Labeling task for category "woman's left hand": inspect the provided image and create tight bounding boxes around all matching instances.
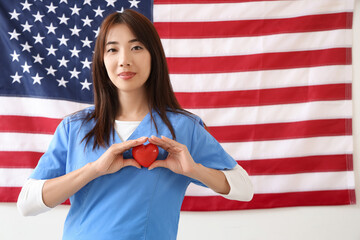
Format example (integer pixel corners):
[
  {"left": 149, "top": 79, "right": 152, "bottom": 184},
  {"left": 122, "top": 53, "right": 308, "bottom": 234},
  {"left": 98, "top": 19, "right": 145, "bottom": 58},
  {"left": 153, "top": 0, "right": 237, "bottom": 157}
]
[{"left": 148, "top": 135, "right": 198, "bottom": 177}]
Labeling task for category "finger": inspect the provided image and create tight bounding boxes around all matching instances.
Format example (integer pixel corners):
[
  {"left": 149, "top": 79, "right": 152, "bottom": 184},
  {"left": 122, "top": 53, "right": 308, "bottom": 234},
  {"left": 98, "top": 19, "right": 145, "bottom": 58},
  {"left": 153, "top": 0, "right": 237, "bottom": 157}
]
[
  {"left": 114, "top": 137, "right": 148, "bottom": 153},
  {"left": 123, "top": 158, "right": 142, "bottom": 169},
  {"left": 148, "top": 160, "right": 167, "bottom": 170},
  {"left": 149, "top": 136, "right": 173, "bottom": 152}
]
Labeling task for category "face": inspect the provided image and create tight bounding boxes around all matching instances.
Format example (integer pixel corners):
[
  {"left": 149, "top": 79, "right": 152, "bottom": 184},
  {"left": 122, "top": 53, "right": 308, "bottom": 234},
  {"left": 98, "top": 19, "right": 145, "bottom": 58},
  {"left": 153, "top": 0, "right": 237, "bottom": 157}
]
[{"left": 103, "top": 24, "right": 151, "bottom": 94}]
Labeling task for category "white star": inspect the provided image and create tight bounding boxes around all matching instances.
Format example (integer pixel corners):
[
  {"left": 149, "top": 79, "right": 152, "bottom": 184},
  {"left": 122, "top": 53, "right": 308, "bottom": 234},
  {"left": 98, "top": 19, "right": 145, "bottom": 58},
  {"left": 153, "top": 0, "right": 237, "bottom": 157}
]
[
  {"left": 10, "top": 50, "right": 20, "bottom": 62},
  {"left": 33, "top": 33, "right": 45, "bottom": 44},
  {"left": 82, "top": 16, "right": 93, "bottom": 27},
  {"left": 58, "top": 14, "right": 69, "bottom": 25},
  {"left": 59, "top": 0, "right": 68, "bottom": 3},
  {"left": 46, "top": 2, "right": 58, "bottom": 14},
  {"left": 46, "top": 23, "right": 57, "bottom": 34},
  {"left": 57, "top": 77, "right": 68, "bottom": 87},
  {"left": 11, "top": 72, "right": 22, "bottom": 83},
  {"left": 21, "top": 0, "right": 32, "bottom": 11},
  {"left": 32, "top": 73, "right": 43, "bottom": 85},
  {"left": 105, "top": 0, "right": 116, "bottom": 7},
  {"left": 81, "top": 58, "right": 92, "bottom": 69},
  {"left": 70, "top": 25, "right": 81, "bottom": 36},
  {"left": 80, "top": 79, "right": 92, "bottom": 90},
  {"left": 94, "top": 27, "right": 100, "bottom": 38},
  {"left": 70, "top": 46, "right": 81, "bottom": 58},
  {"left": 69, "top": 67, "right": 81, "bottom": 79},
  {"left": 84, "top": 0, "right": 92, "bottom": 6},
  {"left": 21, "top": 42, "right": 33, "bottom": 52},
  {"left": 21, "top": 61, "right": 32, "bottom": 73},
  {"left": 93, "top": 6, "right": 105, "bottom": 17},
  {"left": 33, "top": 11, "right": 44, "bottom": 22},
  {"left": 117, "top": 7, "right": 125, "bottom": 13},
  {"left": 21, "top": 21, "right": 33, "bottom": 32},
  {"left": 81, "top": 37, "right": 93, "bottom": 48},
  {"left": 58, "top": 35, "right": 69, "bottom": 46},
  {"left": 33, "top": 54, "right": 44, "bottom": 64},
  {"left": 58, "top": 56, "right": 69, "bottom": 68},
  {"left": 70, "top": 4, "right": 81, "bottom": 16},
  {"left": 9, "top": 10, "right": 20, "bottom": 20},
  {"left": 46, "top": 45, "right": 58, "bottom": 56},
  {"left": 45, "top": 65, "right": 57, "bottom": 76},
  {"left": 129, "top": 0, "right": 140, "bottom": 8},
  {"left": 8, "top": 29, "right": 21, "bottom": 40}
]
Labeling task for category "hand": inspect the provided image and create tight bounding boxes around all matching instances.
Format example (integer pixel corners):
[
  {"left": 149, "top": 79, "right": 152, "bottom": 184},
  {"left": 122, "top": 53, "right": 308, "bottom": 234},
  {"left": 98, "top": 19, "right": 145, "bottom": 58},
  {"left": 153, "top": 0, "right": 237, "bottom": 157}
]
[
  {"left": 91, "top": 137, "right": 148, "bottom": 177},
  {"left": 148, "top": 136, "right": 198, "bottom": 177}
]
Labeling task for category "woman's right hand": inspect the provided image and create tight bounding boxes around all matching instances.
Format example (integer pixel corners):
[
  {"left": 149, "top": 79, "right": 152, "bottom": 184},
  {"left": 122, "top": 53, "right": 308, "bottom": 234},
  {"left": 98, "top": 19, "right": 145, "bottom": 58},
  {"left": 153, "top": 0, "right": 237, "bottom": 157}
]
[{"left": 91, "top": 136, "right": 148, "bottom": 177}]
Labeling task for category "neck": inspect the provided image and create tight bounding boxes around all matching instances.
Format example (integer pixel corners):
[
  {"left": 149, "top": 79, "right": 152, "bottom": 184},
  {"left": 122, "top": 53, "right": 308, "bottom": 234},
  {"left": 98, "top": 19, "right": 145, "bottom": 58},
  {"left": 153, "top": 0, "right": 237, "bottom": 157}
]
[{"left": 116, "top": 88, "right": 149, "bottom": 121}]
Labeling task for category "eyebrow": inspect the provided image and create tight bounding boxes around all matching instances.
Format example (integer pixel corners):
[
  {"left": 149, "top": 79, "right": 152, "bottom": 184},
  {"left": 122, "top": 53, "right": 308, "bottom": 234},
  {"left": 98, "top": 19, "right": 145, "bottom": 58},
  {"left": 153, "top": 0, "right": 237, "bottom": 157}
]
[{"left": 106, "top": 39, "right": 140, "bottom": 45}]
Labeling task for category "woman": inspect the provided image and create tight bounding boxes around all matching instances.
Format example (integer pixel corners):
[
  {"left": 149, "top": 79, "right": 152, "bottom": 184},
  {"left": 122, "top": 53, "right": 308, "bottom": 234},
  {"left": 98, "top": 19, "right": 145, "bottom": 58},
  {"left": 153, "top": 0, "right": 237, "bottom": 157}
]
[{"left": 18, "top": 9, "right": 253, "bottom": 240}]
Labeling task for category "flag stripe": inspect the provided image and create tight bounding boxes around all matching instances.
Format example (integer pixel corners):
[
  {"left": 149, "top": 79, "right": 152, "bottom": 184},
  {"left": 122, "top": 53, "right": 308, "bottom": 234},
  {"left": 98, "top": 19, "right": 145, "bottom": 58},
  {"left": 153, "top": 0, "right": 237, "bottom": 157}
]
[
  {"left": 208, "top": 119, "right": 352, "bottom": 143},
  {"left": 162, "top": 29, "right": 352, "bottom": 57},
  {"left": 170, "top": 65, "right": 353, "bottom": 92},
  {"left": 167, "top": 48, "right": 351, "bottom": 74},
  {"left": 176, "top": 84, "right": 351, "bottom": 109},
  {"left": 238, "top": 154, "right": 353, "bottom": 175},
  {"left": 154, "top": 0, "right": 281, "bottom": 4},
  {"left": 0, "top": 152, "right": 42, "bottom": 168},
  {"left": 155, "top": 13, "right": 352, "bottom": 38},
  {"left": 191, "top": 101, "right": 352, "bottom": 126},
  {"left": 181, "top": 190, "right": 356, "bottom": 211},
  {"left": 154, "top": 0, "right": 354, "bottom": 22},
  {"left": 186, "top": 171, "right": 355, "bottom": 195},
  {"left": 222, "top": 136, "right": 353, "bottom": 161},
  {"left": 0, "top": 116, "right": 61, "bottom": 134}
]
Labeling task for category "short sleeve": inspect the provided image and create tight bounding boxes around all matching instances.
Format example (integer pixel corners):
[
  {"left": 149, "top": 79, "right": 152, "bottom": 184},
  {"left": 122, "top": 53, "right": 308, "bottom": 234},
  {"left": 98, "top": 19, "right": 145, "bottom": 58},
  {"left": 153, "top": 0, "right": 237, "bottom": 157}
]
[
  {"left": 188, "top": 118, "right": 237, "bottom": 187},
  {"left": 30, "top": 118, "right": 69, "bottom": 180}
]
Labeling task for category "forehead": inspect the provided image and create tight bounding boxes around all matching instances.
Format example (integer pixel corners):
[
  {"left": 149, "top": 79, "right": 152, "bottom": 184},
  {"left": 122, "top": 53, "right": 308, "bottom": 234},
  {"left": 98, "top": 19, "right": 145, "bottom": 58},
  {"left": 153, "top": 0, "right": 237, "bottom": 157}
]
[{"left": 105, "top": 24, "right": 136, "bottom": 43}]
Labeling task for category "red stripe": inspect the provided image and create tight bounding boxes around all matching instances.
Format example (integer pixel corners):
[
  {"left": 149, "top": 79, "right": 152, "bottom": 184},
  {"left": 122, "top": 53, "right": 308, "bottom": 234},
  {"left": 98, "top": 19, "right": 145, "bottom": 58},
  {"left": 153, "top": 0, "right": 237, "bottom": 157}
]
[
  {"left": 167, "top": 48, "right": 351, "bottom": 74},
  {"left": 176, "top": 84, "right": 351, "bottom": 109},
  {"left": 0, "top": 151, "right": 43, "bottom": 168},
  {"left": 208, "top": 119, "right": 352, "bottom": 143},
  {"left": 181, "top": 190, "right": 356, "bottom": 211},
  {"left": 238, "top": 154, "right": 353, "bottom": 175},
  {"left": 0, "top": 187, "right": 70, "bottom": 204},
  {"left": 0, "top": 116, "right": 61, "bottom": 134},
  {"left": 155, "top": 12, "right": 352, "bottom": 39},
  {"left": 154, "top": 0, "right": 281, "bottom": 4}
]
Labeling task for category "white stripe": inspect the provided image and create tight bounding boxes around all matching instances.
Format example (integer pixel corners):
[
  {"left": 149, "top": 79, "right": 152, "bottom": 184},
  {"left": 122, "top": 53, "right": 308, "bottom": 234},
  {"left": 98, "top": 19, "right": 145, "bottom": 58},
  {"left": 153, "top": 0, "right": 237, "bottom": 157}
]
[
  {"left": 171, "top": 65, "right": 352, "bottom": 92},
  {"left": 162, "top": 30, "right": 352, "bottom": 57},
  {"left": 0, "top": 168, "right": 33, "bottom": 187},
  {"left": 154, "top": 0, "right": 354, "bottom": 22},
  {"left": 189, "top": 100, "right": 352, "bottom": 126},
  {"left": 186, "top": 171, "right": 355, "bottom": 196},
  {"left": 0, "top": 97, "right": 92, "bottom": 118},
  {"left": 222, "top": 136, "right": 353, "bottom": 161},
  {"left": 0, "top": 133, "right": 53, "bottom": 153}
]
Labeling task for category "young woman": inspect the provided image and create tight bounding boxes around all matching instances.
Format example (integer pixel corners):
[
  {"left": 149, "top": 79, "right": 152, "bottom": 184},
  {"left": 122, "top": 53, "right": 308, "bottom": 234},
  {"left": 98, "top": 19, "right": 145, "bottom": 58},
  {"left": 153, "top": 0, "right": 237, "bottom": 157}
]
[{"left": 18, "top": 10, "right": 253, "bottom": 240}]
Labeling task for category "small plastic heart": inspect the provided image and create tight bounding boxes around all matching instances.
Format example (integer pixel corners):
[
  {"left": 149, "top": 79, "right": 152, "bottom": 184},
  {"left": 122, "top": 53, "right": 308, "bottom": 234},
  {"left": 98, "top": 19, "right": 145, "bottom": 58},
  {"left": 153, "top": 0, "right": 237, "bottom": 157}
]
[{"left": 132, "top": 143, "right": 159, "bottom": 168}]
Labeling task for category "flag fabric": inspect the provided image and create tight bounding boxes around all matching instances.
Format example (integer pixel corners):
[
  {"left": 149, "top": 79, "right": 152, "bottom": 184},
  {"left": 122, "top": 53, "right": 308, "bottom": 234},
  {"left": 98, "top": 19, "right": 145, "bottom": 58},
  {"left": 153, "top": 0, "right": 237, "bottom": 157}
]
[{"left": 0, "top": 0, "right": 355, "bottom": 211}]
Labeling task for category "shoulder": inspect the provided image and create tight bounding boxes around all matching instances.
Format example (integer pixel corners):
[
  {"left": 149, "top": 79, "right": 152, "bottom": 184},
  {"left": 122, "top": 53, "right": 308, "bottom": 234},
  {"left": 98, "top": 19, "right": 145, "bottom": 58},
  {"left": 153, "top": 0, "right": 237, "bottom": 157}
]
[
  {"left": 165, "top": 110, "right": 203, "bottom": 127},
  {"left": 60, "top": 106, "right": 95, "bottom": 132}
]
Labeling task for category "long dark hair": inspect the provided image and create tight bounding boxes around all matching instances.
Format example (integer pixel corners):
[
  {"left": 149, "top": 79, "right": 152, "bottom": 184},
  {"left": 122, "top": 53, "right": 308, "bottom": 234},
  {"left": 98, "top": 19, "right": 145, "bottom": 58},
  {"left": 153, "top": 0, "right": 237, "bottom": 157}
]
[{"left": 82, "top": 9, "right": 189, "bottom": 149}]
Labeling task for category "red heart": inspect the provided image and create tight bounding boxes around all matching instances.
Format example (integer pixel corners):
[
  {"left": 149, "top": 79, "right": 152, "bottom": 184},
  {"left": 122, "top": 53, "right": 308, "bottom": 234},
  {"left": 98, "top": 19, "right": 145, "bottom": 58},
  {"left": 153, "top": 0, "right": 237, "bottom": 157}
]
[{"left": 132, "top": 143, "right": 159, "bottom": 168}]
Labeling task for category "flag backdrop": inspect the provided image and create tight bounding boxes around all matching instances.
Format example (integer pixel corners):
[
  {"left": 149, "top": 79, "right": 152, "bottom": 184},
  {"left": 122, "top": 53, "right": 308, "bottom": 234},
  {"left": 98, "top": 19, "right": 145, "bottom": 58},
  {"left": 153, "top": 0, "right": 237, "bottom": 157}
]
[{"left": 0, "top": 0, "right": 356, "bottom": 210}]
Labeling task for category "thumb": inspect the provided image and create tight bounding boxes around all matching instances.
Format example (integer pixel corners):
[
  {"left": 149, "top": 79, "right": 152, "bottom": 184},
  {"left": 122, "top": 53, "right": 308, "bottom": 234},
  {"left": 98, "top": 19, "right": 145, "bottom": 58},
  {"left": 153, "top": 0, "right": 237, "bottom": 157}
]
[
  {"left": 148, "top": 160, "right": 167, "bottom": 170},
  {"left": 123, "top": 158, "right": 142, "bottom": 169}
]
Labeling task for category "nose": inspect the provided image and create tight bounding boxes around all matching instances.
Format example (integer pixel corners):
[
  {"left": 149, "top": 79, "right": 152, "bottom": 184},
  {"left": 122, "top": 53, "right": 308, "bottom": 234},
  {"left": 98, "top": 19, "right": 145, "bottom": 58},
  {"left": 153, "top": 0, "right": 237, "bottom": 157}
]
[{"left": 119, "top": 49, "right": 131, "bottom": 67}]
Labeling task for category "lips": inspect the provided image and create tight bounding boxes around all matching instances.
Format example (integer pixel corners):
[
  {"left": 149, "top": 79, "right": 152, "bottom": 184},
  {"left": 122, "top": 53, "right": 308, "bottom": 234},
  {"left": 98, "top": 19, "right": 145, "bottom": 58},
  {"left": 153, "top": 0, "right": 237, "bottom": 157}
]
[{"left": 118, "top": 72, "right": 136, "bottom": 80}]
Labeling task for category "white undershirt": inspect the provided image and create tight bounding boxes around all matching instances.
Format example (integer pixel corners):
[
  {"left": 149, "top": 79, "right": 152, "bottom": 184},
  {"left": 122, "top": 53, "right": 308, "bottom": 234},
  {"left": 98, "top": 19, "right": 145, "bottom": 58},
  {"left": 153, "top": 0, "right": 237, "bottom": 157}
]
[{"left": 17, "top": 122, "right": 254, "bottom": 216}]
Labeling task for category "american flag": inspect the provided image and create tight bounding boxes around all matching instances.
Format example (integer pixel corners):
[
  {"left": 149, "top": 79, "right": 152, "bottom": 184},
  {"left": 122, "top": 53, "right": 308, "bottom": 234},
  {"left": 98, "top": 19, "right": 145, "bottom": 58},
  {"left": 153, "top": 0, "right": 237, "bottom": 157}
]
[{"left": 0, "top": 0, "right": 356, "bottom": 210}]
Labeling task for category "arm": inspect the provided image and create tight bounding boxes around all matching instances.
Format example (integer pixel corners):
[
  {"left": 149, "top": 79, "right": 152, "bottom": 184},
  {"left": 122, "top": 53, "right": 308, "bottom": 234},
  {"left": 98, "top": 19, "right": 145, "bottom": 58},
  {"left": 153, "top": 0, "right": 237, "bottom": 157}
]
[
  {"left": 148, "top": 136, "right": 252, "bottom": 197},
  {"left": 40, "top": 137, "right": 147, "bottom": 208}
]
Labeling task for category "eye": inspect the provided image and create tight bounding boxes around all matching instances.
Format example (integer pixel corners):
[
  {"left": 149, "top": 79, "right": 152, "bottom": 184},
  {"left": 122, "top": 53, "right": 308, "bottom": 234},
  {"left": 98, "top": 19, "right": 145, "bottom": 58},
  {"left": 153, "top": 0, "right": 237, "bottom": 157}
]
[
  {"left": 107, "top": 48, "right": 117, "bottom": 53},
  {"left": 131, "top": 45, "right": 143, "bottom": 51}
]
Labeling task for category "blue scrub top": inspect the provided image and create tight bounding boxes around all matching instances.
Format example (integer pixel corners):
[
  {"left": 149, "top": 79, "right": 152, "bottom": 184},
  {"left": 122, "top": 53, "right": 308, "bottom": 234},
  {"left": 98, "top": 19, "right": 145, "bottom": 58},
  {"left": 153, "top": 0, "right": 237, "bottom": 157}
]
[{"left": 30, "top": 107, "right": 237, "bottom": 240}]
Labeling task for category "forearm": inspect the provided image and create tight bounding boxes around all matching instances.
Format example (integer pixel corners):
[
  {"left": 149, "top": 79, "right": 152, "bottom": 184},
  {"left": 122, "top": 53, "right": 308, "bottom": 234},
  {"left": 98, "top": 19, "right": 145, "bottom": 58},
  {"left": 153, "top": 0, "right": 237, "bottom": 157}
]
[
  {"left": 188, "top": 163, "right": 230, "bottom": 195},
  {"left": 42, "top": 163, "right": 98, "bottom": 208}
]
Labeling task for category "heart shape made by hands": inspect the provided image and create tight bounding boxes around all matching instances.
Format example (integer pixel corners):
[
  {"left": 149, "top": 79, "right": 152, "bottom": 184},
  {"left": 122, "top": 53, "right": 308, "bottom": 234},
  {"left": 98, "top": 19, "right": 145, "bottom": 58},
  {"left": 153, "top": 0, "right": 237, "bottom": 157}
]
[{"left": 132, "top": 143, "right": 159, "bottom": 168}]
